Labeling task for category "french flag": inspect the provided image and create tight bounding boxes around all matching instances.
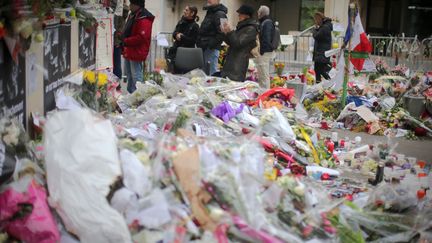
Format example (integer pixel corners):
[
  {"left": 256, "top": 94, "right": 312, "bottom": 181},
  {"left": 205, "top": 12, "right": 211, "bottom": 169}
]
[{"left": 344, "top": 10, "right": 372, "bottom": 71}]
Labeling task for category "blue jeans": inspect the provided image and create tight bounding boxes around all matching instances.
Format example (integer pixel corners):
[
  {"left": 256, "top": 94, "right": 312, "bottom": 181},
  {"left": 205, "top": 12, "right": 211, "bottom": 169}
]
[
  {"left": 203, "top": 49, "right": 220, "bottom": 76},
  {"left": 124, "top": 59, "right": 143, "bottom": 93},
  {"left": 113, "top": 46, "right": 122, "bottom": 79}
]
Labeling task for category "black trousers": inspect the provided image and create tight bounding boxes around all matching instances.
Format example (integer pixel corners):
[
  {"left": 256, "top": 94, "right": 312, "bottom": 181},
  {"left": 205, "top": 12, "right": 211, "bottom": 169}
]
[{"left": 314, "top": 62, "right": 331, "bottom": 82}]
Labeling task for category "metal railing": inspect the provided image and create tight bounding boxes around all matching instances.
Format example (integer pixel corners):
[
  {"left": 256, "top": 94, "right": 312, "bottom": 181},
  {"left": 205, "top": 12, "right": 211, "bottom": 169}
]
[
  {"left": 147, "top": 32, "right": 432, "bottom": 73},
  {"left": 368, "top": 35, "right": 432, "bottom": 71},
  {"left": 146, "top": 32, "right": 173, "bottom": 72}
]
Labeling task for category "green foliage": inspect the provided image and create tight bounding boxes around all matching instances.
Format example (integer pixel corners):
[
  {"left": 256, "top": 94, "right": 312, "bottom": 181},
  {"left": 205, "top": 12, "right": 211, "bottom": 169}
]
[{"left": 300, "top": 0, "right": 325, "bottom": 30}]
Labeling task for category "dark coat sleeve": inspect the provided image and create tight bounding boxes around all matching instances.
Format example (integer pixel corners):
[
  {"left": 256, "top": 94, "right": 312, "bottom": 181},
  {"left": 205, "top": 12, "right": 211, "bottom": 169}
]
[
  {"left": 180, "top": 23, "right": 199, "bottom": 47},
  {"left": 208, "top": 10, "right": 227, "bottom": 49},
  {"left": 225, "top": 26, "right": 257, "bottom": 49},
  {"left": 172, "top": 21, "right": 182, "bottom": 39},
  {"left": 260, "top": 20, "right": 274, "bottom": 54}
]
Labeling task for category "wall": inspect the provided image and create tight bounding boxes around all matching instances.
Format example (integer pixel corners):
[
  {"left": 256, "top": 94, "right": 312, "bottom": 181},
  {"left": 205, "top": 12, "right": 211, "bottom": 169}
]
[
  {"left": 273, "top": 0, "right": 301, "bottom": 34},
  {"left": 146, "top": 0, "right": 178, "bottom": 34},
  {"left": 325, "top": 0, "right": 350, "bottom": 28}
]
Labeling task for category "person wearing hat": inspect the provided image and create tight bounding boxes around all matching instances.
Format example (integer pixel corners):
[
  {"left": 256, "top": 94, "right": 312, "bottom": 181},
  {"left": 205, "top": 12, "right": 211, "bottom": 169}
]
[
  {"left": 121, "top": 0, "right": 154, "bottom": 93},
  {"left": 221, "top": 5, "right": 258, "bottom": 82}
]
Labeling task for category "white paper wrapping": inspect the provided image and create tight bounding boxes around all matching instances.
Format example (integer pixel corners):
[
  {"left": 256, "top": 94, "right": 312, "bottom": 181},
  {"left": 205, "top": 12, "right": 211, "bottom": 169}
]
[{"left": 44, "top": 109, "right": 131, "bottom": 243}]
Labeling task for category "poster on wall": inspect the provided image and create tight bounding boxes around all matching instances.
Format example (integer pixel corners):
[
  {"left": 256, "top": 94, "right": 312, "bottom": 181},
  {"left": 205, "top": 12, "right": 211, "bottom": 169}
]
[
  {"left": 43, "top": 22, "right": 72, "bottom": 113},
  {"left": 0, "top": 41, "right": 26, "bottom": 127},
  {"left": 95, "top": 17, "right": 113, "bottom": 70},
  {"left": 79, "top": 23, "right": 96, "bottom": 69}
]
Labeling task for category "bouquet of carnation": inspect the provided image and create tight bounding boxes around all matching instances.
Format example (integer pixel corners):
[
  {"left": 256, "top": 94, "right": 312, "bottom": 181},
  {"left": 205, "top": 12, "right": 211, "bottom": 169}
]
[{"left": 80, "top": 70, "right": 111, "bottom": 112}]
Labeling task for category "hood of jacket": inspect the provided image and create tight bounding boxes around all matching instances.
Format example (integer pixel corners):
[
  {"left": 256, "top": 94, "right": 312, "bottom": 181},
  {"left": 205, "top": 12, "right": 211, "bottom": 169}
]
[
  {"left": 136, "top": 8, "right": 155, "bottom": 22},
  {"left": 321, "top": 17, "right": 333, "bottom": 31},
  {"left": 204, "top": 4, "right": 228, "bottom": 14},
  {"left": 237, "top": 18, "right": 258, "bottom": 30}
]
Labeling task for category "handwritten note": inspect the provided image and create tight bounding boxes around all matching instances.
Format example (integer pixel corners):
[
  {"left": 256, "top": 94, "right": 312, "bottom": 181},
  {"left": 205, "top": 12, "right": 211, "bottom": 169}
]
[{"left": 96, "top": 18, "right": 113, "bottom": 70}]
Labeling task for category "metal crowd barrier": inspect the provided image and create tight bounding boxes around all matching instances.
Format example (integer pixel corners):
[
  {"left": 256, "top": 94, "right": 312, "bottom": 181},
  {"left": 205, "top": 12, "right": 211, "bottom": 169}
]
[
  {"left": 147, "top": 33, "right": 432, "bottom": 73},
  {"left": 368, "top": 35, "right": 432, "bottom": 71},
  {"left": 146, "top": 32, "right": 173, "bottom": 72}
]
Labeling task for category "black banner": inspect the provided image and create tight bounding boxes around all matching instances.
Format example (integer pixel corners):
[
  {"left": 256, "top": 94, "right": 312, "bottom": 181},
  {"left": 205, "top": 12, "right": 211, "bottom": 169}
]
[
  {"left": 43, "top": 22, "right": 71, "bottom": 113},
  {"left": 0, "top": 40, "right": 26, "bottom": 127},
  {"left": 79, "top": 23, "right": 96, "bottom": 69}
]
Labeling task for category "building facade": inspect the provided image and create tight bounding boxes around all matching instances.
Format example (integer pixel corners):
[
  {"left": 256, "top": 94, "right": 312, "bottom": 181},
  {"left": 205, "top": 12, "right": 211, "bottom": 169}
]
[
  {"left": 143, "top": 0, "right": 430, "bottom": 38},
  {"left": 147, "top": 0, "right": 330, "bottom": 36}
]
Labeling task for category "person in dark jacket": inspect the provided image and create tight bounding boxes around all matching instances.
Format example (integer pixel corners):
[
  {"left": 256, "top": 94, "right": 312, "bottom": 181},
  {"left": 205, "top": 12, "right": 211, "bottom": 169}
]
[
  {"left": 255, "top": 5, "right": 276, "bottom": 88},
  {"left": 221, "top": 5, "right": 258, "bottom": 82},
  {"left": 312, "top": 12, "right": 333, "bottom": 82},
  {"left": 197, "top": 0, "right": 228, "bottom": 76},
  {"left": 112, "top": 0, "right": 129, "bottom": 80},
  {"left": 121, "top": 0, "right": 154, "bottom": 93},
  {"left": 167, "top": 6, "right": 200, "bottom": 65}
]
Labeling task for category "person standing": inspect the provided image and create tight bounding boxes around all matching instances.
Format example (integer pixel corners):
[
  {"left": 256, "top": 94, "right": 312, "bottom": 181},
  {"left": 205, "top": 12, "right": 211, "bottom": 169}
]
[
  {"left": 221, "top": 5, "right": 258, "bottom": 82},
  {"left": 312, "top": 12, "right": 333, "bottom": 82},
  {"left": 197, "top": 0, "right": 228, "bottom": 76},
  {"left": 121, "top": 0, "right": 154, "bottom": 93},
  {"left": 112, "top": 0, "right": 129, "bottom": 79},
  {"left": 167, "top": 6, "right": 200, "bottom": 65},
  {"left": 255, "top": 5, "right": 276, "bottom": 89}
]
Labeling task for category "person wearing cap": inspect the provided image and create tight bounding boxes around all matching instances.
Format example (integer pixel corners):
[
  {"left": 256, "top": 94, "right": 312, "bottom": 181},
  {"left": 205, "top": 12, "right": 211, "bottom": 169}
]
[
  {"left": 221, "top": 5, "right": 258, "bottom": 82},
  {"left": 121, "top": 0, "right": 154, "bottom": 93},
  {"left": 197, "top": 0, "right": 228, "bottom": 76}
]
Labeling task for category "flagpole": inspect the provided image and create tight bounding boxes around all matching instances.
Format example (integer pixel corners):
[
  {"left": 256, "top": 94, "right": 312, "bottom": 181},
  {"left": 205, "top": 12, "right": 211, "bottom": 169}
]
[{"left": 341, "top": 3, "right": 356, "bottom": 108}]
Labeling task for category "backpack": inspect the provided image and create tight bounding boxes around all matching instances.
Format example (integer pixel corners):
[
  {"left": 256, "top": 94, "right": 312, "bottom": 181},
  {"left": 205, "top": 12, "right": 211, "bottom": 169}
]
[
  {"left": 262, "top": 19, "right": 281, "bottom": 51},
  {"left": 273, "top": 26, "right": 281, "bottom": 50}
]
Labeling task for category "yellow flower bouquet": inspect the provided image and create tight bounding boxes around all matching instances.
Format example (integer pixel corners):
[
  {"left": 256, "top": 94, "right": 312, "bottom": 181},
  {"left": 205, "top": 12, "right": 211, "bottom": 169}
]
[
  {"left": 274, "top": 62, "right": 285, "bottom": 77},
  {"left": 81, "top": 70, "right": 111, "bottom": 112}
]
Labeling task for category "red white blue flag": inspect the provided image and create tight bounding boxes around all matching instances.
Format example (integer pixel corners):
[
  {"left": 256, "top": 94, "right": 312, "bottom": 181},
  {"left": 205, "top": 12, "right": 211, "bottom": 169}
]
[{"left": 344, "top": 10, "right": 372, "bottom": 71}]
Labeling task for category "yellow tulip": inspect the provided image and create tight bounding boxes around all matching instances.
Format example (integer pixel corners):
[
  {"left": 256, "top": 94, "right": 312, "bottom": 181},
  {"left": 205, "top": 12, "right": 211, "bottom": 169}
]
[
  {"left": 332, "top": 42, "right": 339, "bottom": 49},
  {"left": 97, "top": 73, "right": 108, "bottom": 87}
]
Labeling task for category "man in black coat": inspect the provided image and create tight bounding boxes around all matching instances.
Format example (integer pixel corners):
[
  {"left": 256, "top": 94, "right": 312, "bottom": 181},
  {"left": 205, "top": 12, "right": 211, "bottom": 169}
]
[
  {"left": 197, "top": 0, "right": 228, "bottom": 76},
  {"left": 221, "top": 5, "right": 258, "bottom": 82},
  {"left": 313, "top": 12, "right": 333, "bottom": 82}
]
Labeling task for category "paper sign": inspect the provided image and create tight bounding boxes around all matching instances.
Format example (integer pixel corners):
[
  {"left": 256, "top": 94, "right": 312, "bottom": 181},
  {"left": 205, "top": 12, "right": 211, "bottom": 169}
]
[
  {"left": 96, "top": 18, "right": 113, "bottom": 70},
  {"left": 156, "top": 34, "right": 169, "bottom": 47},
  {"left": 356, "top": 106, "right": 379, "bottom": 123},
  {"left": 280, "top": 35, "right": 294, "bottom": 45},
  {"left": 333, "top": 23, "right": 345, "bottom": 32}
]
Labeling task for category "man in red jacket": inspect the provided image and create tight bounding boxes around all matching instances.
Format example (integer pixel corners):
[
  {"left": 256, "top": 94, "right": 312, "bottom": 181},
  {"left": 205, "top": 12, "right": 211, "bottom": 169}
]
[{"left": 121, "top": 0, "right": 154, "bottom": 93}]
